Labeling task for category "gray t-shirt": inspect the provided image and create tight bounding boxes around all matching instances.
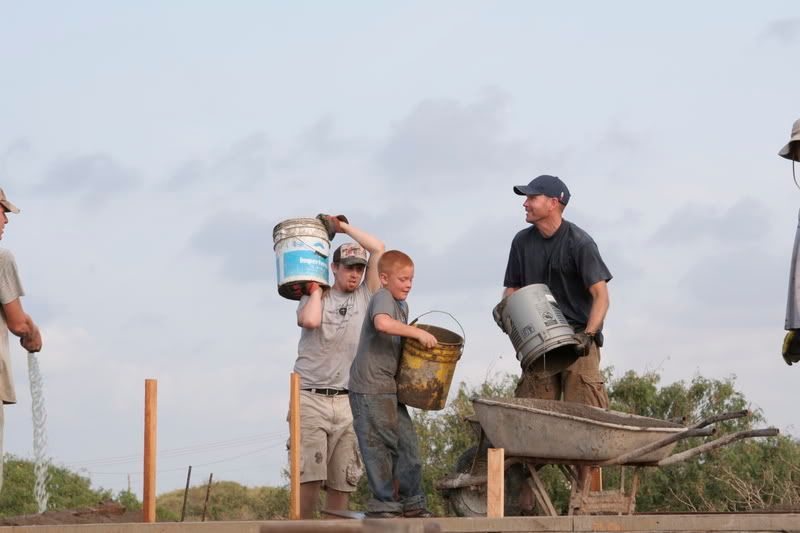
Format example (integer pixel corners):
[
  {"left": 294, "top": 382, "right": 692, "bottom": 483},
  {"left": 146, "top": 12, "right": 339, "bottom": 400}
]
[
  {"left": 0, "top": 249, "right": 24, "bottom": 404},
  {"left": 294, "top": 283, "right": 372, "bottom": 390},
  {"left": 348, "top": 288, "right": 409, "bottom": 394}
]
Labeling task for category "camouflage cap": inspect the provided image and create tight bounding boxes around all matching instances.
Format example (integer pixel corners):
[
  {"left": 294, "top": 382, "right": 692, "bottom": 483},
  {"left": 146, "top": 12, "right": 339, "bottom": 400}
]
[{"left": 332, "top": 242, "right": 368, "bottom": 266}]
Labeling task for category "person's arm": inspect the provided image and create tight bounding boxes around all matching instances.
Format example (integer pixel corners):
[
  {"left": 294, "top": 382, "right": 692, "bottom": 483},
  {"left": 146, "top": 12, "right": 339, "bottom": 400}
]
[
  {"left": 296, "top": 285, "right": 324, "bottom": 329},
  {"left": 3, "top": 298, "right": 42, "bottom": 352},
  {"left": 502, "top": 233, "right": 523, "bottom": 300},
  {"left": 373, "top": 313, "right": 437, "bottom": 348},
  {"left": 339, "top": 220, "right": 385, "bottom": 293},
  {"left": 502, "top": 287, "right": 519, "bottom": 298},
  {"left": 584, "top": 280, "right": 609, "bottom": 335}
]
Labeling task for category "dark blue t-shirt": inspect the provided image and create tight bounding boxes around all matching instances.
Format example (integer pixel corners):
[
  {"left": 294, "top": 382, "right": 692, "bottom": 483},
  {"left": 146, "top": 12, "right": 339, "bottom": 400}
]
[{"left": 503, "top": 220, "right": 612, "bottom": 337}]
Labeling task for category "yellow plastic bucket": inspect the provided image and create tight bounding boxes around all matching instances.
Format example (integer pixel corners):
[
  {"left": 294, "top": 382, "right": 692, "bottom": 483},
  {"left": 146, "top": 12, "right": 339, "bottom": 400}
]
[{"left": 396, "top": 314, "right": 464, "bottom": 411}]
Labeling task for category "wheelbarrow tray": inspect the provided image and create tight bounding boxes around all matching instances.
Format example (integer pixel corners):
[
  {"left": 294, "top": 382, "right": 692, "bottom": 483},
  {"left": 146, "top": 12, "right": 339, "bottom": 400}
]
[{"left": 473, "top": 397, "right": 685, "bottom": 463}]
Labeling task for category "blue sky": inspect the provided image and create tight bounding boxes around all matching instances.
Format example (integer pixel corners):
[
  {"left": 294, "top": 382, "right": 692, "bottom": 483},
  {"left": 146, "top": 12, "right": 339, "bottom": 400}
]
[{"left": 1, "top": 2, "right": 799, "bottom": 498}]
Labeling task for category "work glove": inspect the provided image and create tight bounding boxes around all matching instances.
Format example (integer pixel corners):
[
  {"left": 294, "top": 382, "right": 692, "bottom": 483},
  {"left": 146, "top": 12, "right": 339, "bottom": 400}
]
[
  {"left": 316, "top": 214, "right": 349, "bottom": 240},
  {"left": 492, "top": 304, "right": 507, "bottom": 334},
  {"left": 573, "top": 332, "right": 595, "bottom": 357},
  {"left": 782, "top": 330, "right": 800, "bottom": 366}
]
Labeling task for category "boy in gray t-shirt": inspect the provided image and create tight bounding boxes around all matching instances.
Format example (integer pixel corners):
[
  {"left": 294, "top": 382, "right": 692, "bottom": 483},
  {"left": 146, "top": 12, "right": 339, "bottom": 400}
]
[{"left": 348, "top": 250, "right": 437, "bottom": 518}]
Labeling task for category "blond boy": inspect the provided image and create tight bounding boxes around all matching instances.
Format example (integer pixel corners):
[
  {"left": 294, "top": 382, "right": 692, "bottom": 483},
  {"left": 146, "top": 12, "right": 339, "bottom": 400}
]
[{"left": 348, "top": 250, "right": 436, "bottom": 518}]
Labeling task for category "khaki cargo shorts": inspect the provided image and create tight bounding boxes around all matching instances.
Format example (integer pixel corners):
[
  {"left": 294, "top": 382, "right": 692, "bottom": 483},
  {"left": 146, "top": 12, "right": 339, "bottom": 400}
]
[
  {"left": 515, "top": 342, "right": 609, "bottom": 408},
  {"left": 286, "top": 391, "right": 363, "bottom": 492}
]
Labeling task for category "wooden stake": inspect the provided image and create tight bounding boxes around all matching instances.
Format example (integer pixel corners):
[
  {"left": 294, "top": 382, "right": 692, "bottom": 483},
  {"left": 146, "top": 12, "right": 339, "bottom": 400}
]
[
  {"left": 143, "top": 379, "right": 157, "bottom": 523},
  {"left": 201, "top": 473, "right": 213, "bottom": 522},
  {"left": 289, "top": 372, "right": 301, "bottom": 520},
  {"left": 487, "top": 448, "right": 504, "bottom": 518},
  {"left": 180, "top": 465, "right": 192, "bottom": 522},
  {"left": 590, "top": 466, "right": 603, "bottom": 491}
]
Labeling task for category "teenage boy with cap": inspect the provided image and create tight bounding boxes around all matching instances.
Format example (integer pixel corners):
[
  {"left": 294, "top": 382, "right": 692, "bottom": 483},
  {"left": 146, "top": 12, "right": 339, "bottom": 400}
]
[
  {"left": 0, "top": 188, "right": 43, "bottom": 491},
  {"left": 291, "top": 214, "right": 384, "bottom": 518},
  {"left": 779, "top": 119, "right": 800, "bottom": 366},
  {"left": 500, "top": 175, "right": 611, "bottom": 511}
]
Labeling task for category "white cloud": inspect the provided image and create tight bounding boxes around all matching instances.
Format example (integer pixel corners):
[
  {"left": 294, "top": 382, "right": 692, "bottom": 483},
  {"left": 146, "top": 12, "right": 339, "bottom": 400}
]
[
  {"left": 759, "top": 17, "right": 800, "bottom": 45},
  {"left": 37, "top": 154, "right": 139, "bottom": 206}
]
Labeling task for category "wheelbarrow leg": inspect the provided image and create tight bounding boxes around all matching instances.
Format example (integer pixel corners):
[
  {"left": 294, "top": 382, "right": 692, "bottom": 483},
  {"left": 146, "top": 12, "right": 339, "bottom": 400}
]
[
  {"left": 525, "top": 463, "right": 558, "bottom": 517},
  {"left": 569, "top": 465, "right": 640, "bottom": 515}
]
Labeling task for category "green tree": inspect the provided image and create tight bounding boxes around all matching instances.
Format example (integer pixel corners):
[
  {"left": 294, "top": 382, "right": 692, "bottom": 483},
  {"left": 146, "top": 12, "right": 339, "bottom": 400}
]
[
  {"left": 115, "top": 489, "right": 141, "bottom": 512},
  {"left": 606, "top": 370, "right": 797, "bottom": 512},
  {"left": 0, "top": 455, "right": 112, "bottom": 516},
  {"left": 156, "top": 480, "right": 291, "bottom": 521}
]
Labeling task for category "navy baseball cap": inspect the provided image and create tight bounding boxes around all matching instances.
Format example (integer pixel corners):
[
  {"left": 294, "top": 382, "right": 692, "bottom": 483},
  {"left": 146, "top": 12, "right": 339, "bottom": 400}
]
[{"left": 513, "top": 175, "right": 570, "bottom": 205}]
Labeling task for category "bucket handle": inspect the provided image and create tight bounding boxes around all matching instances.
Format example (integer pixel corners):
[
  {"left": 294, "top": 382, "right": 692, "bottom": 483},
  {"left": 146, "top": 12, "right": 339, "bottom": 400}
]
[
  {"left": 409, "top": 310, "right": 466, "bottom": 346},
  {"left": 296, "top": 237, "right": 330, "bottom": 258}
]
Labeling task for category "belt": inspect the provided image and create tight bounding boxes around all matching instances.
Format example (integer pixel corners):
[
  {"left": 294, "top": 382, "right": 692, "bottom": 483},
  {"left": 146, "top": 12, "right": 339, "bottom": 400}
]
[{"left": 303, "top": 388, "right": 349, "bottom": 396}]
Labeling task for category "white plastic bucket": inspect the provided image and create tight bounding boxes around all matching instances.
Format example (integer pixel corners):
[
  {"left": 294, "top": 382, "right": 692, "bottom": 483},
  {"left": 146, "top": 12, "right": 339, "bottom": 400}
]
[
  {"left": 273, "top": 218, "right": 330, "bottom": 300},
  {"left": 494, "top": 284, "right": 579, "bottom": 373}
]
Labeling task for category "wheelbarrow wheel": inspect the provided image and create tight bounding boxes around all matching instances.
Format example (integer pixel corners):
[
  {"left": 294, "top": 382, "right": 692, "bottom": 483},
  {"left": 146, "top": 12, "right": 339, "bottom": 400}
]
[{"left": 443, "top": 446, "right": 527, "bottom": 517}]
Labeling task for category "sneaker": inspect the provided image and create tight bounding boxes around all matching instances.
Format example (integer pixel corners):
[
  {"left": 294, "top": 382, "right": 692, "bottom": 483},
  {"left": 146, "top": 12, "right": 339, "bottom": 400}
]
[
  {"left": 365, "top": 511, "right": 401, "bottom": 519},
  {"left": 403, "top": 508, "right": 434, "bottom": 518}
]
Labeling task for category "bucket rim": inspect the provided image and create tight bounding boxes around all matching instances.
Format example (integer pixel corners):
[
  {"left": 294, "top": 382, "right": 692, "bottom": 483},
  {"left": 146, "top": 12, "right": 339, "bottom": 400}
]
[
  {"left": 412, "top": 323, "right": 464, "bottom": 346},
  {"left": 272, "top": 218, "right": 328, "bottom": 239}
]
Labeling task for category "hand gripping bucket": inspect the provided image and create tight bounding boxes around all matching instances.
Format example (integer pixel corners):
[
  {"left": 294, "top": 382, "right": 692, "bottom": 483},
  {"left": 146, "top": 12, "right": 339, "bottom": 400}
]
[
  {"left": 494, "top": 284, "right": 579, "bottom": 373},
  {"left": 396, "top": 311, "right": 464, "bottom": 411},
  {"left": 272, "top": 218, "right": 331, "bottom": 300}
]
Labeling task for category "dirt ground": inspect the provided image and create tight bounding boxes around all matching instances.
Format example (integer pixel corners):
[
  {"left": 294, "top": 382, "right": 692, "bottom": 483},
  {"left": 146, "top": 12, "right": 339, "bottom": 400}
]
[{"left": 0, "top": 501, "right": 142, "bottom": 526}]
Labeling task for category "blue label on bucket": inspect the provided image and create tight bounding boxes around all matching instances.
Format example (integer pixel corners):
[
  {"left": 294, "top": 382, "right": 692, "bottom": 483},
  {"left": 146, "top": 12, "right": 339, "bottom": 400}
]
[{"left": 282, "top": 250, "right": 329, "bottom": 280}]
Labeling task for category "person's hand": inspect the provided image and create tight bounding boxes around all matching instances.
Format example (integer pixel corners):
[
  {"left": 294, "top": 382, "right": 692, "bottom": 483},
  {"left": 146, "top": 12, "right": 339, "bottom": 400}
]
[
  {"left": 21, "top": 325, "right": 42, "bottom": 353},
  {"left": 316, "top": 214, "right": 349, "bottom": 240},
  {"left": 573, "top": 332, "right": 595, "bottom": 357},
  {"left": 492, "top": 305, "right": 507, "bottom": 333},
  {"left": 415, "top": 329, "right": 438, "bottom": 349},
  {"left": 287, "top": 281, "right": 322, "bottom": 300},
  {"left": 304, "top": 281, "right": 322, "bottom": 296},
  {"left": 782, "top": 330, "right": 800, "bottom": 365}
]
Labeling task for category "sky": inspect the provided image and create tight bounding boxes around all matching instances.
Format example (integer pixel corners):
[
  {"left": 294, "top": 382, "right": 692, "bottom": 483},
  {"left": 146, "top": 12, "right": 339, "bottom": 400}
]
[{"left": 1, "top": 1, "right": 799, "bottom": 499}]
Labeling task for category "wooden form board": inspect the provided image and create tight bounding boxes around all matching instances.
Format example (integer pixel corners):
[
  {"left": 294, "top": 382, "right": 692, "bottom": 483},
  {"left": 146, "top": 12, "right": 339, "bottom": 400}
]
[{"left": 487, "top": 448, "right": 505, "bottom": 518}]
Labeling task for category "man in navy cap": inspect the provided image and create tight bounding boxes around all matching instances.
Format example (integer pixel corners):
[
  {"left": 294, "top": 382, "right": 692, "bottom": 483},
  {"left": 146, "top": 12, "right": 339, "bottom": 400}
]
[
  {"left": 501, "top": 174, "right": 612, "bottom": 511},
  {"left": 502, "top": 174, "right": 611, "bottom": 406}
]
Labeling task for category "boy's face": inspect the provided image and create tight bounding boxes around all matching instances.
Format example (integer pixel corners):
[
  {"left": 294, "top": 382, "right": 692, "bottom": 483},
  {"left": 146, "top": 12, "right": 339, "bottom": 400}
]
[
  {"left": 380, "top": 265, "right": 414, "bottom": 301},
  {"left": 331, "top": 262, "right": 366, "bottom": 292}
]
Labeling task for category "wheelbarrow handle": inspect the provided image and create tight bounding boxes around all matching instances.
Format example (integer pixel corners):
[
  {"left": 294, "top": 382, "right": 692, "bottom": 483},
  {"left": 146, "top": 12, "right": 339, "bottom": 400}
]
[
  {"left": 599, "top": 427, "right": 715, "bottom": 466},
  {"left": 689, "top": 409, "right": 750, "bottom": 429},
  {"left": 657, "top": 428, "right": 780, "bottom": 466}
]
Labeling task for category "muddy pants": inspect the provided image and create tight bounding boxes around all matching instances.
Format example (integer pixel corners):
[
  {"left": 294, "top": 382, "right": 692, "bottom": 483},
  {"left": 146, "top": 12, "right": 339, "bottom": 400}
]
[
  {"left": 349, "top": 392, "right": 426, "bottom": 514},
  {"left": 515, "top": 342, "right": 609, "bottom": 408}
]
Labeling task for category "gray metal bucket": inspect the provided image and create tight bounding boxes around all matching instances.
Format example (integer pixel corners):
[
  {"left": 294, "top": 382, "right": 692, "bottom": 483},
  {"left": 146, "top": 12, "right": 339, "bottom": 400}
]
[{"left": 494, "top": 284, "right": 579, "bottom": 372}]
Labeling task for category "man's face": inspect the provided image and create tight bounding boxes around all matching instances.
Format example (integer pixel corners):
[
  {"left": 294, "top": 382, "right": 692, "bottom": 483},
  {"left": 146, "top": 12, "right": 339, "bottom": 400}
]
[
  {"left": 523, "top": 194, "right": 558, "bottom": 224},
  {"left": 0, "top": 211, "right": 8, "bottom": 240},
  {"left": 331, "top": 262, "right": 366, "bottom": 292},
  {"left": 380, "top": 265, "right": 414, "bottom": 301}
]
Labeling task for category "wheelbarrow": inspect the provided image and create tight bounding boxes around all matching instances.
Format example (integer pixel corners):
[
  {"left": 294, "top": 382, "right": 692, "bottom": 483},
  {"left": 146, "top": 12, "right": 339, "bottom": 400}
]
[{"left": 434, "top": 397, "right": 779, "bottom": 516}]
